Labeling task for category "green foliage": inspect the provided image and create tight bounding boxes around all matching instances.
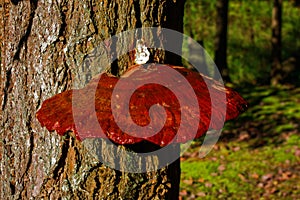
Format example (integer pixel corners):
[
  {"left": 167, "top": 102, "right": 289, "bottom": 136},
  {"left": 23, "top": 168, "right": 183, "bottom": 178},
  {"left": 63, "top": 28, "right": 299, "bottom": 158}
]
[{"left": 184, "top": 0, "right": 300, "bottom": 85}]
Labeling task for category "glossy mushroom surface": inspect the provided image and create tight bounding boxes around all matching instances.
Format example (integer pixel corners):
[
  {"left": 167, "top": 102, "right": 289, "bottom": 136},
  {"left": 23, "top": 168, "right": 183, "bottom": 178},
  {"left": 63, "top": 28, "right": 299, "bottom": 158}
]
[{"left": 36, "top": 64, "right": 247, "bottom": 146}]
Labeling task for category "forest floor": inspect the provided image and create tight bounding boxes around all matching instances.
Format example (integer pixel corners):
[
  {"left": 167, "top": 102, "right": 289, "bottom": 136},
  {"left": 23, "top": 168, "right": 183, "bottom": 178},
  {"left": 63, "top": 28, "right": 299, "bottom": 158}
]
[{"left": 180, "top": 85, "right": 300, "bottom": 199}]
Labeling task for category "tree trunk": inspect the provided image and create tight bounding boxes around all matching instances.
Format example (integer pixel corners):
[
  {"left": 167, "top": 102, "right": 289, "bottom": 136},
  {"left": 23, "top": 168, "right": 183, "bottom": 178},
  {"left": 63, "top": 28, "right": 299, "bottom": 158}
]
[
  {"left": 270, "top": 0, "right": 283, "bottom": 85},
  {"left": 214, "top": 0, "right": 230, "bottom": 82},
  {"left": 293, "top": 0, "right": 300, "bottom": 7},
  {"left": 0, "top": 0, "right": 185, "bottom": 199}
]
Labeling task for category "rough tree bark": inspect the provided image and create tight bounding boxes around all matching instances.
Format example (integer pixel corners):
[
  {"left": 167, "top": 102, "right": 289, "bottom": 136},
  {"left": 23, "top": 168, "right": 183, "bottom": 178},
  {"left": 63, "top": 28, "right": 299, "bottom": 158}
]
[
  {"left": 270, "top": 0, "right": 283, "bottom": 85},
  {"left": 0, "top": 0, "right": 185, "bottom": 199},
  {"left": 214, "top": 0, "right": 230, "bottom": 82}
]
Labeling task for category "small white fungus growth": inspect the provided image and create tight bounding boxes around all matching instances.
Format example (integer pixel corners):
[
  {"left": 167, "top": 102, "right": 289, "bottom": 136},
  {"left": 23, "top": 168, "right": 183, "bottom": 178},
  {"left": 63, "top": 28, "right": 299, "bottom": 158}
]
[{"left": 134, "top": 39, "right": 150, "bottom": 64}]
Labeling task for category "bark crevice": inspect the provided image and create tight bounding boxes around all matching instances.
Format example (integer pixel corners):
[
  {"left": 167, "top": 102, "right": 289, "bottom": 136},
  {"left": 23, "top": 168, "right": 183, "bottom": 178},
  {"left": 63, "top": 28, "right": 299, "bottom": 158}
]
[
  {"left": 2, "top": 67, "right": 12, "bottom": 111},
  {"left": 13, "top": 0, "right": 38, "bottom": 61}
]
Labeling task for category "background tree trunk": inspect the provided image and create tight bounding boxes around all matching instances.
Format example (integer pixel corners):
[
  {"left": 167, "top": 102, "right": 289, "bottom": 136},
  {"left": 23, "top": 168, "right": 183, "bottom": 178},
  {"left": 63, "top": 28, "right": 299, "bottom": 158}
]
[
  {"left": 270, "top": 0, "right": 283, "bottom": 85},
  {"left": 293, "top": 0, "right": 300, "bottom": 7},
  {"left": 0, "top": 0, "right": 185, "bottom": 199},
  {"left": 214, "top": 0, "right": 230, "bottom": 82}
]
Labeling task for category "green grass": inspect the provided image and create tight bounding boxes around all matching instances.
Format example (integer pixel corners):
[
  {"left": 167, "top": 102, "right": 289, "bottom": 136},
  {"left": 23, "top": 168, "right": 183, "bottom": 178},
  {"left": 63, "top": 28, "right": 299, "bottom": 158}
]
[
  {"left": 181, "top": 136, "right": 300, "bottom": 199},
  {"left": 180, "top": 86, "right": 300, "bottom": 199},
  {"left": 181, "top": 135, "right": 300, "bottom": 199}
]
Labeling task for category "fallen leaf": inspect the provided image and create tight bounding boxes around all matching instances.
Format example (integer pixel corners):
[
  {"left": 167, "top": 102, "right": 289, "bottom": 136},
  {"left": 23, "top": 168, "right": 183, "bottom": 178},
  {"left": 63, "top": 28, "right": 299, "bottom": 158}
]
[
  {"left": 238, "top": 131, "right": 250, "bottom": 141},
  {"left": 218, "top": 164, "right": 226, "bottom": 172},
  {"left": 238, "top": 173, "right": 247, "bottom": 182},
  {"left": 205, "top": 182, "right": 213, "bottom": 188},
  {"left": 197, "top": 178, "right": 205, "bottom": 183},
  {"left": 211, "top": 172, "right": 218, "bottom": 176},
  {"left": 251, "top": 173, "right": 259, "bottom": 179},
  {"left": 294, "top": 148, "right": 300, "bottom": 157},
  {"left": 179, "top": 190, "right": 188, "bottom": 196},
  {"left": 196, "top": 192, "right": 206, "bottom": 197},
  {"left": 261, "top": 173, "right": 273, "bottom": 182},
  {"left": 183, "top": 178, "right": 193, "bottom": 185}
]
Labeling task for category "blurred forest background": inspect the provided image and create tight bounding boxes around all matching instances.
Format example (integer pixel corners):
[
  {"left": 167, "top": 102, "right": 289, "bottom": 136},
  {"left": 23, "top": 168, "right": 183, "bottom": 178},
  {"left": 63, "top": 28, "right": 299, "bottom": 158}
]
[{"left": 180, "top": 0, "right": 300, "bottom": 199}]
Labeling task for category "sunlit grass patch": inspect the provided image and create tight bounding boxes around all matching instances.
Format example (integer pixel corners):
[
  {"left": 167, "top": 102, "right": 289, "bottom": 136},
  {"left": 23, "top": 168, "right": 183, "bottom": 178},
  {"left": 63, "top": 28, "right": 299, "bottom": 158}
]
[
  {"left": 180, "top": 85, "right": 300, "bottom": 199},
  {"left": 181, "top": 134, "right": 300, "bottom": 199}
]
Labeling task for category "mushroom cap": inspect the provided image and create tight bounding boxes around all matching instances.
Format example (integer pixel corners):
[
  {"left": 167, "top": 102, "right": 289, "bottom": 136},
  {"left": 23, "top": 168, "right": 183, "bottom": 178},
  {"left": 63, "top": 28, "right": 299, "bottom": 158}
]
[{"left": 36, "top": 64, "right": 247, "bottom": 146}]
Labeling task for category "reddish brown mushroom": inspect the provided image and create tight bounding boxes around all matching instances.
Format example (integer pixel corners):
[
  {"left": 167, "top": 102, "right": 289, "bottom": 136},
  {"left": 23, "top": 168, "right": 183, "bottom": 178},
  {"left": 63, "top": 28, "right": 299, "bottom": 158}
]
[{"left": 36, "top": 64, "right": 247, "bottom": 147}]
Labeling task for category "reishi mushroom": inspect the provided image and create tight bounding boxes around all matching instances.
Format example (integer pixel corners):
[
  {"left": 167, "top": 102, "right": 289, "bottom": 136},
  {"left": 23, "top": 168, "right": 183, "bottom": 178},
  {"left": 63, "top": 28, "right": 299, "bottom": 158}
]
[{"left": 36, "top": 64, "right": 247, "bottom": 147}]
